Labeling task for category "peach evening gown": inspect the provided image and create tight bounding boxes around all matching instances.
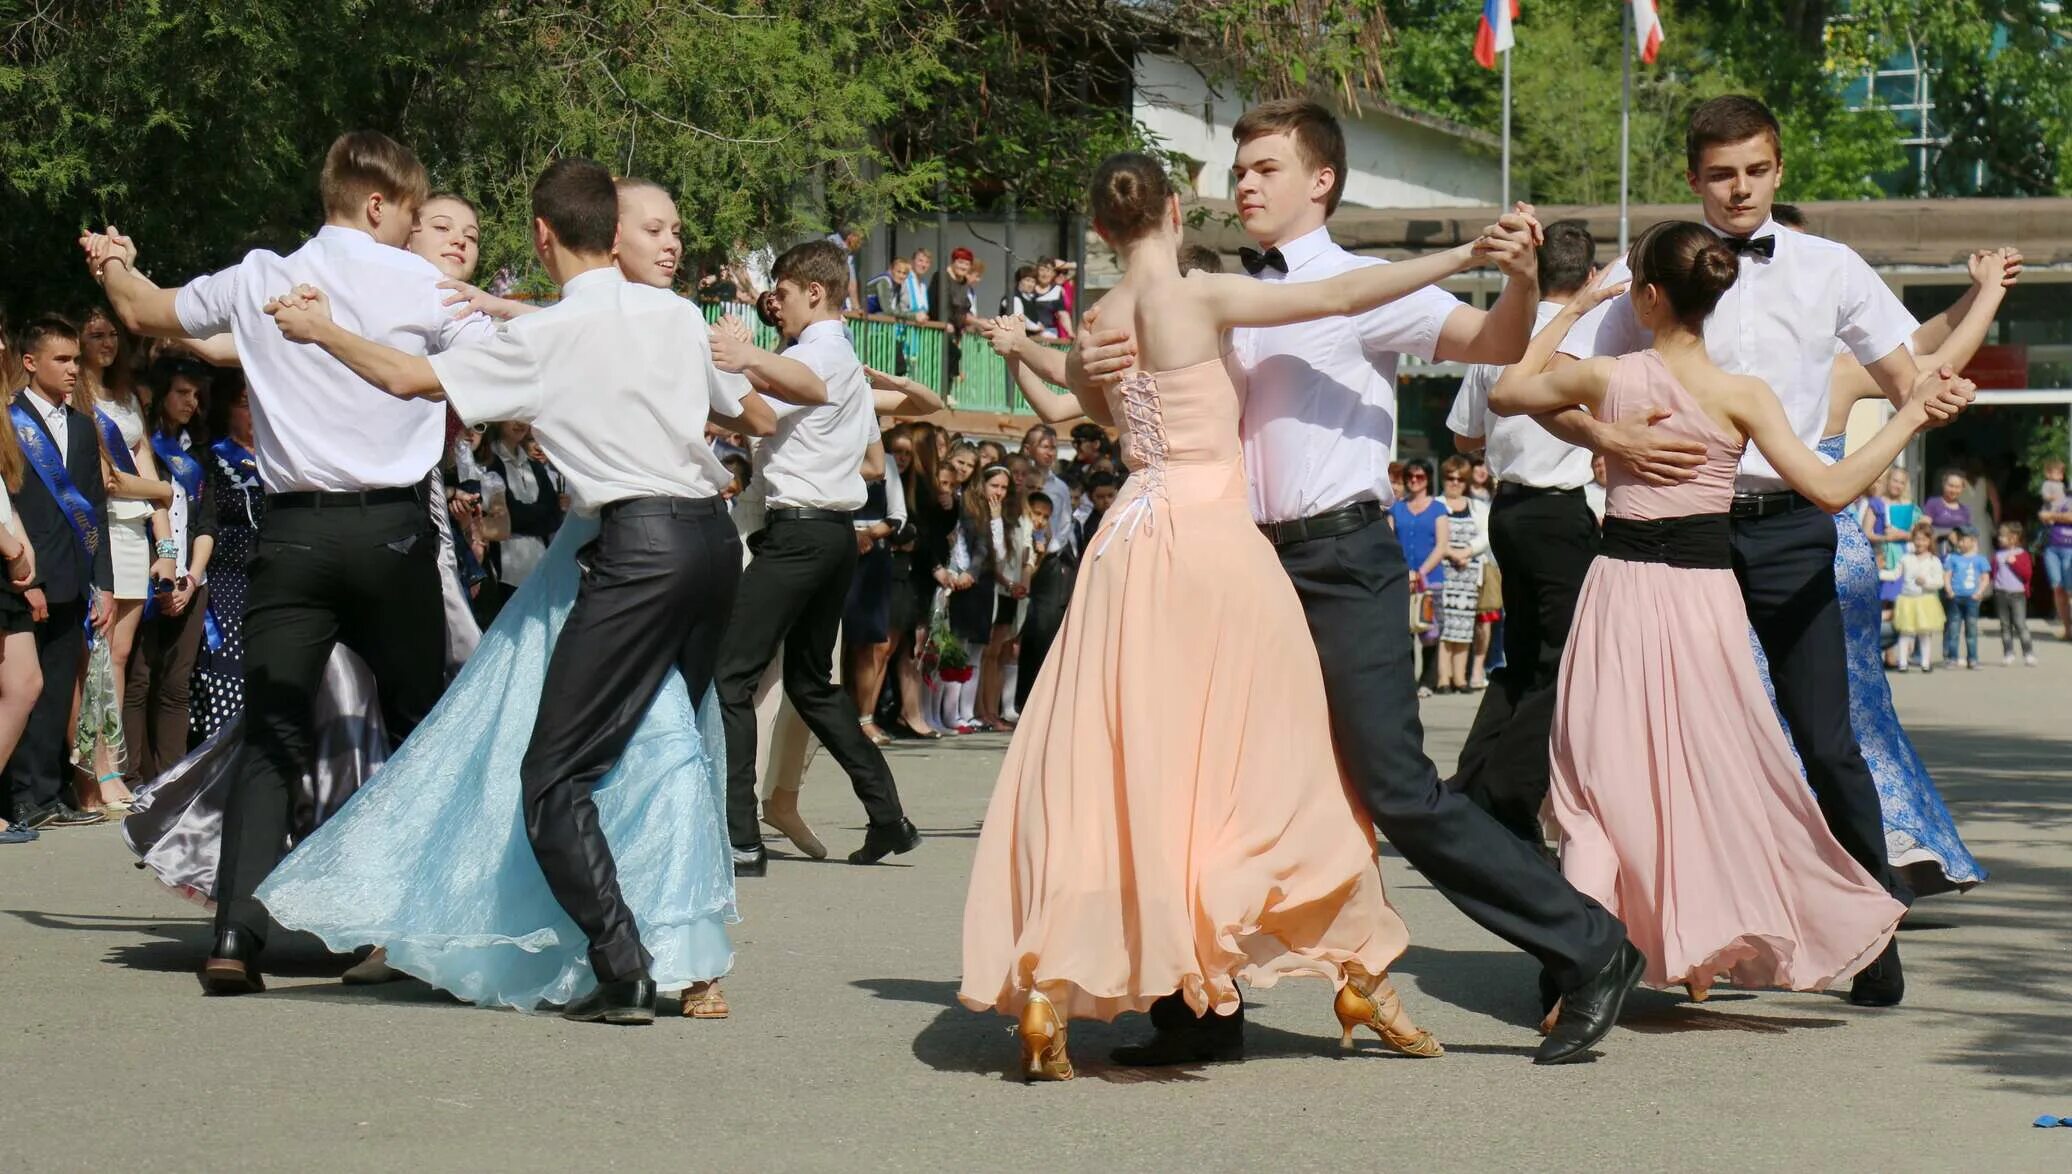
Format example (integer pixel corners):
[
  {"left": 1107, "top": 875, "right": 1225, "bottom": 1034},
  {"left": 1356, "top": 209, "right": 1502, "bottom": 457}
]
[
  {"left": 959, "top": 355, "right": 1410, "bottom": 1022},
  {"left": 1546, "top": 351, "right": 1904, "bottom": 993}
]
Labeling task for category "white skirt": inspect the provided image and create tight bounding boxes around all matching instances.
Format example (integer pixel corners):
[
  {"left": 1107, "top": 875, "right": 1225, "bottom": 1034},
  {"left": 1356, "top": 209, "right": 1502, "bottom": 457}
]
[{"left": 109, "top": 516, "right": 151, "bottom": 600}]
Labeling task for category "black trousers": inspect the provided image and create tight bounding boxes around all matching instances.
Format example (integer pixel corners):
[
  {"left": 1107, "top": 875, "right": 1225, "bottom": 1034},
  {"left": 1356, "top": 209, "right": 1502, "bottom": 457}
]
[
  {"left": 3, "top": 598, "right": 86, "bottom": 821},
  {"left": 1450, "top": 489, "right": 1598, "bottom": 844},
  {"left": 215, "top": 497, "right": 446, "bottom": 942},
  {"left": 521, "top": 497, "right": 741, "bottom": 982},
  {"left": 1732, "top": 506, "right": 1908, "bottom": 903},
  {"left": 1277, "top": 518, "right": 1625, "bottom": 991},
  {"left": 717, "top": 515, "right": 904, "bottom": 851},
  {"left": 1014, "top": 553, "right": 1075, "bottom": 710},
  {"left": 123, "top": 583, "right": 210, "bottom": 785}
]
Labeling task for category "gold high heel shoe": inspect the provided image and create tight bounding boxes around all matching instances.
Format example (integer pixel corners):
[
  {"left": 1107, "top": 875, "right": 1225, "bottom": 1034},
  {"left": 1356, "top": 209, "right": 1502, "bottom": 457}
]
[
  {"left": 1018, "top": 992, "right": 1073, "bottom": 1082},
  {"left": 1685, "top": 981, "right": 1711, "bottom": 1004},
  {"left": 1335, "top": 970, "right": 1444, "bottom": 1058}
]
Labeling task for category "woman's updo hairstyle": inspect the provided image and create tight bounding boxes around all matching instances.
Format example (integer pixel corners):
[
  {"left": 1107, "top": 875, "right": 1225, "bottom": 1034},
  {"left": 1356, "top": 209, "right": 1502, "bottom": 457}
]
[
  {"left": 1090, "top": 152, "right": 1175, "bottom": 245},
  {"left": 1630, "top": 220, "right": 1739, "bottom": 329}
]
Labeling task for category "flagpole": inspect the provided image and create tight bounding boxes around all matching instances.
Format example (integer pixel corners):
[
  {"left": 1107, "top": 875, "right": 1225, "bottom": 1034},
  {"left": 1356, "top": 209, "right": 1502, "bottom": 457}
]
[
  {"left": 1619, "top": 1, "right": 1632, "bottom": 250},
  {"left": 1501, "top": 47, "right": 1513, "bottom": 208}
]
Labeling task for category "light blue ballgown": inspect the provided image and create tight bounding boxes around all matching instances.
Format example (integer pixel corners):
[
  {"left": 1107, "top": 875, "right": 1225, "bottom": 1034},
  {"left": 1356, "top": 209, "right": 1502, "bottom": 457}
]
[
  {"left": 255, "top": 515, "right": 737, "bottom": 1010},
  {"left": 1753, "top": 435, "right": 1984, "bottom": 897}
]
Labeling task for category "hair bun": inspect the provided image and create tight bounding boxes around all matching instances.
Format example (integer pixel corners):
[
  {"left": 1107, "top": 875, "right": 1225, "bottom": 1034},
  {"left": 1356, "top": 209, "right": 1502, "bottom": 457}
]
[
  {"left": 1694, "top": 241, "right": 1738, "bottom": 296},
  {"left": 1090, "top": 152, "right": 1175, "bottom": 245}
]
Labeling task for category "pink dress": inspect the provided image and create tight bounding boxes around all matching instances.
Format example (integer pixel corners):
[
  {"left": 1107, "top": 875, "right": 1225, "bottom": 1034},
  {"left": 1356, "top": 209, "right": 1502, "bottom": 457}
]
[
  {"left": 959, "top": 356, "right": 1409, "bottom": 1021},
  {"left": 1548, "top": 351, "right": 1904, "bottom": 992}
]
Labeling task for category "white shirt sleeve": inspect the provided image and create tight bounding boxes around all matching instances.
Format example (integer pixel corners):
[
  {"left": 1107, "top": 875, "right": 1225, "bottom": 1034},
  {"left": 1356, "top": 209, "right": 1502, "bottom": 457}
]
[
  {"left": 1835, "top": 249, "right": 1918, "bottom": 366},
  {"left": 1557, "top": 257, "right": 1645, "bottom": 360},
  {"left": 174, "top": 264, "right": 243, "bottom": 339},
  {"left": 883, "top": 458, "right": 907, "bottom": 528},
  {"left": 435, "top": 307, "right": 499, "bottom": 354},
  {"left": 428, "top": 324, "right": 547, "bottom": 425},
  {"left": 1352, "top": 279, "right": 1459, "bottom": 364},
  {"left": 688, "top": 310, "right": 749, "bottom": 417},
  {"left": 1448, "top": 365, "right": 1492, "bottom": 439}
]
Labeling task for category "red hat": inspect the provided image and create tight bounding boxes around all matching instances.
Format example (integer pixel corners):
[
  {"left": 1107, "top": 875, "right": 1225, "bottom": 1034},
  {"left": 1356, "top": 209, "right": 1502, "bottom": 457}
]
[{"left": 950, "top": 246, "right": 975, "bottom": 263}]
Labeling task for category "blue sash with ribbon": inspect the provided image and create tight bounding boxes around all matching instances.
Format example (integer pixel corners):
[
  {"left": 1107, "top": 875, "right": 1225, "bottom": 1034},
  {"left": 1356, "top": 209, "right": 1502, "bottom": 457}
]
[
  {"left": 96, "top": 409, "right": 140, "bottom": 478},
  {"left": 151, "top": 431, "right": 204, "bottom": 501},
  {"left": 10, "top": 399, "right": 102, "bottom": 565}
]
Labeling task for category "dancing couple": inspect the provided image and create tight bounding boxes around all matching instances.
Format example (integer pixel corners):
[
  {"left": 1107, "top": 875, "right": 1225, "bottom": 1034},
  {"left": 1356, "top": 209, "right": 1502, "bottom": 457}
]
[{"left": 963, "top": 99, "right": 1646, "bottom": 1077}]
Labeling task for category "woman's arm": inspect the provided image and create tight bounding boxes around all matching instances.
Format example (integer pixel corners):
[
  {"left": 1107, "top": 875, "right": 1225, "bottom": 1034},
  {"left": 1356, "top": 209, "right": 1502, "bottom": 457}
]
[
  {"left": 1420, "top": 515, "right": 1450, "bottom": 579},
  {"left": 1733, "top": 372, "right": 1942, "bottom": 514},
  {"left": 1488, "top": 280, "right": 1628, "bottom": 417},
  {"left": 864, "top": 368, "right": 944, "bottom": 417}
]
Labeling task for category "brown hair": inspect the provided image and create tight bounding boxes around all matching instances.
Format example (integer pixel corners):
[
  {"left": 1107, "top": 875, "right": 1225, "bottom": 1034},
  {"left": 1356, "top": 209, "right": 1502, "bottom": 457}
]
[
  {"left": 1089, "top": 152, "right": 1175, "bottom": 245},
  {"left": 319, "top": 130, "right": 430, "bottom": 220},
  {"left": 1233, "top": 99, "right": 1349, "bottom": 214},
  {"left": 773, "top": 240, "right": 851, "bottom": 302},
  {"left": 1686, "top": 95, "right": 1782, "bottom": 172},
  {"left": 1177, "top": 243, "right": 1224, "bottom": 275},
  {"left": 1439, "top": 455, "right": 1473, "bottom": 487},
  {"left": 1630, "top": 221, "right": 1738, "bottom": 330},
  {"left": 532, "top": 157, "right": 619, "bottom": 254},
  {"left": 77, "top": 305, "right": 137, "bottom": 409},
  {"left": 423, "top": 191, "right": 480, "bottom": 219}
]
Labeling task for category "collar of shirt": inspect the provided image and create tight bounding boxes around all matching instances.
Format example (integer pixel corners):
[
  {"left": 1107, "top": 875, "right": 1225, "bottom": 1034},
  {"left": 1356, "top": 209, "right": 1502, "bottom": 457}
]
[
  {"left": 1704, "top": 216, "right": 1780, "bottom": 260},
  {"left": 313, "top": 223, "right": 385, "bottom": 252},
  {"left": 1259, "top": 224, "right": 1337, "bottom": 282},
  {"left": 24, "top": 387, "right": 68, "bottom": 421},
  {"left": 799, "top": 318, "right": 847, "bottom": 346},
  {"left": 559, "top": 265, "right": 627, "bottom": 300}
]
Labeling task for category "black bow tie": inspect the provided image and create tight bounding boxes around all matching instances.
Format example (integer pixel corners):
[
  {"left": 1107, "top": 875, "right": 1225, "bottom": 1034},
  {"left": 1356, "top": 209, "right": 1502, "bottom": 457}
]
[
  {"left": 1721, "top": 235, "right": 1777, "bottom": 260},
  {"left": 1240, "top": 246, "right": 1288, "bottom": 276}
]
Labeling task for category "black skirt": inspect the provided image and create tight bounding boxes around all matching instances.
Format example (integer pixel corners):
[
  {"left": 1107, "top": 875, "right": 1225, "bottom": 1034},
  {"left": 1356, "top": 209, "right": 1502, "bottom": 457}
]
[
  {"left": 843, "top": 542, "right": 893, "bottom": 645},
  {"left": 0, "top": 588, "right": 30, "bottom": 634}
]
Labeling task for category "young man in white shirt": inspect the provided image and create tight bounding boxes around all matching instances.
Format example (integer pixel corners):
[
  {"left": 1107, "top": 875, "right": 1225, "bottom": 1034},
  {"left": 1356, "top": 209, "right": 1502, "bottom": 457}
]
[
  {"left": 1445, "top": 220, "right": 1602, "bottom": 849},
  {"left": 715, "top": 240, "right": 919, "bottom": 875},
  {"left": 87, "top": 130, "right": 495, "bottom": 993},
  {"left": 266, "top": 156, "right": 808, "bottom": 1023},
  {"left": 1011, "top": 423, "right": 1076, "bottom": 713},
  {"left": 1072, "top": 99, "right": 1641, "bottom": 1067},
  {"left": 1549, "top": 96, "right": 1973, "bottom": 1009}
]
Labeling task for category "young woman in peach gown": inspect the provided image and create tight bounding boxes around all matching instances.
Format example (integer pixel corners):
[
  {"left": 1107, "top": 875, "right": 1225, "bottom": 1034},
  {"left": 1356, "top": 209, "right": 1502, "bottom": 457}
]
[
  {"left": 958, "top": 153, "right": 1500, "bottom": 1081},
  {"left": 1488, "top": 221, "right": 1968, "bottom": 1001}
]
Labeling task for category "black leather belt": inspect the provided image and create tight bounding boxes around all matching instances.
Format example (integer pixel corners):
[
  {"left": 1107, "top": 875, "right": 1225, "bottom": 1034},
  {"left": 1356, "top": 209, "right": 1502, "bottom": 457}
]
[
  {"left": 1258, "top": 500, "right": 1385, "bottom": 547},
  {"left": 1729, "top": 490, "right": 1816, "bottom": 519},
  {"left": 767, "top": 506, "right": 856, "bottom": 525},
  {"left": 1600, "top": 514, "right": 1733, "bottom": 569},
  {"left": 600, "top": 494, "right": 726, "bottom": 520},
  {"left": 268, "top": 484, "right": 423, "bottom": 511},
  {"left": 1496, "top": 483, "right": 1586, "bottom": 499}
]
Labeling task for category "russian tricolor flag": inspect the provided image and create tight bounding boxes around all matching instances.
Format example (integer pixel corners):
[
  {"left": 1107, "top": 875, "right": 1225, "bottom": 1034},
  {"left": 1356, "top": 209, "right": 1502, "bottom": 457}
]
[
  {"left": 1474, "top": 0, "right": 1517, "bottom": 70},
  {"left": 1633, "top": 0, "right": 1664, "bottom": 63}
]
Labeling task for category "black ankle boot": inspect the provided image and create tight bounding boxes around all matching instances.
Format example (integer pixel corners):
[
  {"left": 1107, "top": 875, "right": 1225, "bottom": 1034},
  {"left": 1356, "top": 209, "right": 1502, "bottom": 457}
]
[
  {"left": 200, "top": 927, "right": 266, "bottom": 996},
  {"left": 849, "top": 817, "right": 921, "bottom": 865}
]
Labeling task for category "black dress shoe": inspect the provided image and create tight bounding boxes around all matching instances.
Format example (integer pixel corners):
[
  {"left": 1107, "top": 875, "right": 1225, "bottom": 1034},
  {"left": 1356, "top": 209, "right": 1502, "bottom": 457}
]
[
  {"left": 561, "top": 971, "right": 657, "bottom": 1025},
  {"left": 1111, "top": 1002, "right": 1246, "bottom": 1068},
  {"left": 199, "top": 928, "right": 266, "bottom": 996},
  {"left": 1534, "top": 941, "right": 1646, "bottom": 1065},
  {"left": 732, "top": 846, "right": 767, "bottom": 877},
  {"left": 1849, "top": 939, "right": 1904, "bottom": 1007},
  {"left": 848, "top": 817, "right": 920, "bottom": 865},
  {"left": 23, "top": 803, "right": 106, "bottom": 829}
]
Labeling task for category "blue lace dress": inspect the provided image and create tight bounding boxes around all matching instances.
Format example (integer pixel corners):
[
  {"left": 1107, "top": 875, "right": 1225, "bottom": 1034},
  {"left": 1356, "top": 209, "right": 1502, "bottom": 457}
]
[
  {"left": 255, "top": 515, "right": 737, "bottom": 1009},
  {"left": 1754, "top": 435, "right": 1984, "bottom": 897}
]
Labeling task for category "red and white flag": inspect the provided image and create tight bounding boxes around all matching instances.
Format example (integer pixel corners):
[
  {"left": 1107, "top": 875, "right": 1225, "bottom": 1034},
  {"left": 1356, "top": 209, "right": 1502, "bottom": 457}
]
[
  {"left": 1475, "top": 0, "right": 1519, "bottom": 69},
  {"left": 1632, "top": 0, "right": 1664, "bottom": 63}
]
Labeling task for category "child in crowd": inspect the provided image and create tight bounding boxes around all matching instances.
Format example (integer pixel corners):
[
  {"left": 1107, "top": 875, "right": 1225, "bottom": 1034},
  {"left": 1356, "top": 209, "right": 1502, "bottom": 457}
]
[
  {"left": 2038, "top": 464, "right": 2072, "bottom": 640},
  {"left": 1992, "top": 521, "right": 2037, "bottom": 666},
  {"left": 2039, "top": 458, "right": 2065, "bottom": 508},
  {"left": 1894, "top": 522, "right": 1947, "bottom": 672},
  {"left": 1941, "top": 525, "right": 1992, "bottom": 669}
]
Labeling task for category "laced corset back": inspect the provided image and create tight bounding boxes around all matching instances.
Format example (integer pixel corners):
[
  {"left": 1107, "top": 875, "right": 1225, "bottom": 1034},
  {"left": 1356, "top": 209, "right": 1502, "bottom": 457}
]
[{"left": 1094, "top": 354, "right": 1248, "bottom": 557}]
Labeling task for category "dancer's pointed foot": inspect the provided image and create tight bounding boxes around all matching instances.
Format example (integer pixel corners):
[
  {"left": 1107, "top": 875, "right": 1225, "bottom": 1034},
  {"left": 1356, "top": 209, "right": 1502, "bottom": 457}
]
[
  {"left": 848, "top": 816, "right": 920, "bottom": 864},
  {"left": 761, "top": 793, "right": 827, "bottom": 860},
  {"left": 1685, "top": 980, "right": 1712, "bottom": 1003},
  {"left": 561, "top": 971, "right": 656, "bottom": 1025},
  {"left": 342, "top": 947, "right": 405, "bottom": 985},
  {"left": 1335, "top": 968, "right": 1443, "bottom": 1057},
  {"left": 1018, "top": 992, "right": 1073, "bottom": 1081},
  {"left": 681, "top": 980, "right": 729, "bottom": 1019},
  {"left": 1534, "top": 941, "right": 1645, "bottom": 1065},
  {"left": 200, "top": 928, "right": 266, "bottom": 996}
]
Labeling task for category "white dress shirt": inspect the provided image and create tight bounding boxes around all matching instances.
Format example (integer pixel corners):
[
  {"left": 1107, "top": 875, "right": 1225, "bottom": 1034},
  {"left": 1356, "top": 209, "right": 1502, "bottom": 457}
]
[
  {"left": 1557, "top": 217, "right": 1916, "bottom": 493},
  {"left": 176, "top": 225, "right": 492, "bottom": 494},
  {"left": 1448, "top": 301, "right": 1595, "bottom": 490},
  {"left": 429, "top": 266, "right": 748, "bottom": 513},
  {"left": 753, "top": 319, "right": 874, "bottom": 511},
  {"left": 1234, "top": 224, "right": 1466, "bottom": 524},
  {"left": 24, "top": 387, "right": 69, "bottom": 454}
]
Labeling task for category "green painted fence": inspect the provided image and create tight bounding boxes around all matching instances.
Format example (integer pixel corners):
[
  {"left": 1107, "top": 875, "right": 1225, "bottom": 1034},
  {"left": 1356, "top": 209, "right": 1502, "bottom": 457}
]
[{"left": 698, "top": 304, "right": 1067, "bottom": 418}]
